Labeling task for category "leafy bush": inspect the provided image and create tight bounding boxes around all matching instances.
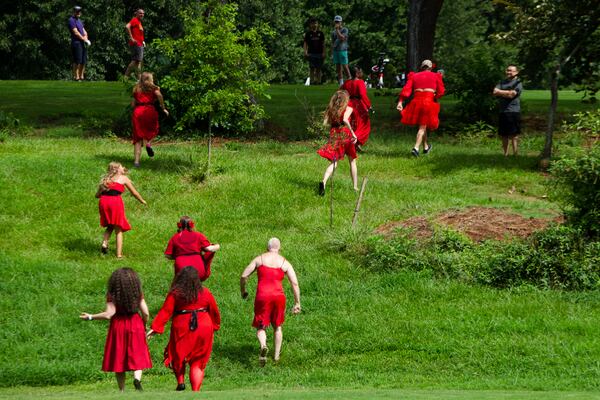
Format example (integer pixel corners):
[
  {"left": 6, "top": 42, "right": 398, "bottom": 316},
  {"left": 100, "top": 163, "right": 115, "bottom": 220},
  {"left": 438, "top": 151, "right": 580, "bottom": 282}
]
[
  {"left": 458, "top": 120, "right": 497, "bottom": 143},
  {"left": 550, "top": 143, "right": 600, "bottom": 239}
]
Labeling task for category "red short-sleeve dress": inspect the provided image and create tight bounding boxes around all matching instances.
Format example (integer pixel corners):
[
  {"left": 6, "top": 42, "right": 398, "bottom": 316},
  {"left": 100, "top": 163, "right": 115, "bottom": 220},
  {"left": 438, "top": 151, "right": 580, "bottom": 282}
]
[
  {"left": 399, "top": 71, "right": 445, "bottom": 130},
  {"left": 253, "top": 265, "right": 286, "bottom": 329},
  {"left": 342, "top": 79, "right": 371, "bottom": 145},
  {"left": 102, "top": 295, "right": 152, "bottom": 372},
  {"left": 317, "top": 107, "right": 357, "bottom": 162},
  {"left": 164, "top": 231, "right": 215, "bottom": 280},
  {"left": 98, "top": 182, "right": 131, "bottom": 232},
  {"left": 151, "top": 288, "right": 221, "bottom": 371},
  {"left": 132, "top": 90, "right": 159, "bottom": 144}
]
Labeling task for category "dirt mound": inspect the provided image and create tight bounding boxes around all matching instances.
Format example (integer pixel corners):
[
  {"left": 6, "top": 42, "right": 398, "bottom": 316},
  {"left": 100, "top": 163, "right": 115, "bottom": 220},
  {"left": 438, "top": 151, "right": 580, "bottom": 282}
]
[{"left": 375, "top": 207, "right": 562, "bottom": 242}]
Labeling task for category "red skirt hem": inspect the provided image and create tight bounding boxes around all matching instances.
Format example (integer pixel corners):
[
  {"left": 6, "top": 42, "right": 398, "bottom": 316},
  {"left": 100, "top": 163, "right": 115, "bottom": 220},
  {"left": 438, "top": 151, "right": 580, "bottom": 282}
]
[{"left": 400, "top": 92, "right": 440, "bottom": 130}]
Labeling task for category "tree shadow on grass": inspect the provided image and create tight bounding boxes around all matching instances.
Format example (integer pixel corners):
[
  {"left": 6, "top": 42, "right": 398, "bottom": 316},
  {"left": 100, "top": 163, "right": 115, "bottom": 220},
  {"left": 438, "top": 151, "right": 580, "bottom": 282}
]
[
  {"left": 213, "top": 343, "right": 256, "bottom": 370},
  {"left": 94, "top": 152, "right": 195, "bottom": 174},
  {"left": 64, "top": 237, "right": 100, "bottom": 256},
  {"left": 427, "top": 152, "right": 540, "bottom": 176}
]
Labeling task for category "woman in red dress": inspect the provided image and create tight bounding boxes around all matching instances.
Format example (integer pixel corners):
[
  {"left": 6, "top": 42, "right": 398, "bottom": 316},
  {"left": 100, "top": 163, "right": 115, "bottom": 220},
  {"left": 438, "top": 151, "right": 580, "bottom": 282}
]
[
  {"left": 164, "top": 216, "right": 221, "bottom": 279},
  {"left": 96, "top": 162, "right": 147, "bottom": 258},
  {"left": 240, "top": 238, "right": 301, "bottom": 366},
  {"left": 80, "top": 268, "right": 152, "bottom": 392},
  {"left": 317, "top": 90, "right": 359, "bottom": 196},
  {"left": 147, "top": 267, "right": 221, "bottom": 392},
  {"left": 396, "top": 59, "right": 445, "bottom": 157},
  {"left": 341, "top": 66, "right": 372, "bottom": 150},
  {"left": 131, "top": 72, "right": 168, "bottom": 167}
]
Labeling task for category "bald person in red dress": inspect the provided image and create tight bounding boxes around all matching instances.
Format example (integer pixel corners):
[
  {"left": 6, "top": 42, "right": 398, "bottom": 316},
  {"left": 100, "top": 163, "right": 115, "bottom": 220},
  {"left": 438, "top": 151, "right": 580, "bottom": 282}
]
[
  {"left": 397, "top": 59, "right": 445, "bottom": 157},
  {"left": 341, "top": 66, "right": 372, "bottom": 151},
  {"left": 240, "top": 238, "right": 301, "bottom": 366},
  {"left": 165, "top": 216, "right": 221, "bottom": 279},
  {"left": 147, "top": 267, "right": 221, "bottom": 392}
]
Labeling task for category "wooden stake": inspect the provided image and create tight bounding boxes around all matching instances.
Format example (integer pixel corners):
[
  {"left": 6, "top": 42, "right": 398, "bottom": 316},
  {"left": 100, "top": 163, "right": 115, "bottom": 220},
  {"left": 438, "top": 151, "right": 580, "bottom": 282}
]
[{"left": 352, "top": 177, "right": 368, "bottom": 227}]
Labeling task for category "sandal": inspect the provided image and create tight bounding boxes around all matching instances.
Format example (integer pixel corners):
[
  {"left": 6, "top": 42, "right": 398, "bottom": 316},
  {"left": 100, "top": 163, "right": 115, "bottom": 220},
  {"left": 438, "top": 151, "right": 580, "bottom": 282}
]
[{"left": 259, "top": 346, "right": 268, "bottom": 367}]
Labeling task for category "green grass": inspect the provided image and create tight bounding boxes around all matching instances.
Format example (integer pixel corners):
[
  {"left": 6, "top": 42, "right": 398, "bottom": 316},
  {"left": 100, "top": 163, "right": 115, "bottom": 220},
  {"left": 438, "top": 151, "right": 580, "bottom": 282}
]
[{"left": 0, "top": 81, "right": 599, "bottom": 397}]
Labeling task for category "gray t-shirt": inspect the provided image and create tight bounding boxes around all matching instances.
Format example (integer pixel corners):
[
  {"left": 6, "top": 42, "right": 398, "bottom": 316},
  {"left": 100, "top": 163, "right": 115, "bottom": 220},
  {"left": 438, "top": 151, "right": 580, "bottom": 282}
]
[
  {"left": 332, "top": 27, "right": 349, "bottom": 51},
  {"left": 495, "top": 79, "right": 523, "bottom": 113}
]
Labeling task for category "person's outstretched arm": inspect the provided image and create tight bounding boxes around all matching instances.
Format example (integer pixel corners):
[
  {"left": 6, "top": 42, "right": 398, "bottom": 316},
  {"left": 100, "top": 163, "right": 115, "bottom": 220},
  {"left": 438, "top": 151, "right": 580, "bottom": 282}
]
[
  {"left": 343, "top": 106, "right": 357, "bottom": 143},
  {"left": 80, "top": 302, "right": 116, "bottom": 321},
  {"left": 240, "top": 257, "right": 259, "bottom": 299},
  {"left": 123, "top": 176, "right": 146, "bottom": 205},
  {"left": 283, "top": 262, "right": 301, "bottom": 314}
]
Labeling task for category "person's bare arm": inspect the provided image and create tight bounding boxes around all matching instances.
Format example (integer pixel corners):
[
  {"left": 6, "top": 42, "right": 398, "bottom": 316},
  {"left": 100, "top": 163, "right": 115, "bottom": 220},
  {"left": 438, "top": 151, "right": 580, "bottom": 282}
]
[
  {"left": 240, "top": 257, "right": 259, "bottom": 299},
  {"left": 139, "top": 298, "right": 150, "bottom": 324},
  {"left": 155, "top": 89, "right": 169, "bottom": 116},
  {"left": 492, "top": 88, "right": 517, "bottom": 98},
  {"left": 125, "top": 22, "right": 135, "bottom": 44},
  {"left": 80, "top": 302, "right": 116, "bottom": 321},
  {"left": 204, "top": 244, "right": 220, "bottom": 252},
  {"left": 123, "top": 177, "right": 146, "bottom": 205},
  {"left": 303, "top": 40, "right": 308, "bottom": 57},
  {"left": 283, "top": 262, "right": 301, "bottom": 314},
  {"left": 343, "top": 106, "right": 357, "bottom": 143},
  {"left": 71, "top": 28, "right": 86, "bottom": 41},
  {"left": 82, "top": 27, "right": 88, "bottom": 41},
  {"left": 335, "top": 26, "right": 347, "bottom": 41}
]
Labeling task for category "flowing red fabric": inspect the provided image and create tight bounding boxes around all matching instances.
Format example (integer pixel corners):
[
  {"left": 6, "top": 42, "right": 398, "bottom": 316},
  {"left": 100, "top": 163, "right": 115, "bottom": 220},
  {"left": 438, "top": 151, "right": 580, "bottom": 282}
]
[
  {"left": 252, "top": 266, "right": 286, "bottom": 328},
  {"left": 151, "top": 288, "right": 220, "bottom": 372},
  {"left": 98, "top": 182, "right": 131, "bottom": 232},
  {"left": 132, "top": 91, "right": 159, "bottom": 143},
  {"left": 400, "top": 91, "right": 441, "bottom": 130},
  {"left": 164, "top": 231, "right": 215, "bottom": 280},
  {"left": 342, "top": 79, "right": 371, "bottom": 145},
  {"left": 317, "top": 107, "right": 357, "bottom": 162}
]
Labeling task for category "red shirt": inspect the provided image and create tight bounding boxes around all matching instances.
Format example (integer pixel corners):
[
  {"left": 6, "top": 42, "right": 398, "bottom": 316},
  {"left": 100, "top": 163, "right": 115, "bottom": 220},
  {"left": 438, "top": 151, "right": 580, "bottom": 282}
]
[
  {"left": 342, "top": 79, "right": 371, "bottom": 110},
  {"left": 128, "top": 17, "right": 144, "bottom": 46},
  {"left": 165, "top": 230, "right": 211, "bottom": 258},
  {"left": 151, "top": 288, "right": 221, "bottom": 334},
  {"left": 399, "top": 70, "right": 445, "bottom": 101}
]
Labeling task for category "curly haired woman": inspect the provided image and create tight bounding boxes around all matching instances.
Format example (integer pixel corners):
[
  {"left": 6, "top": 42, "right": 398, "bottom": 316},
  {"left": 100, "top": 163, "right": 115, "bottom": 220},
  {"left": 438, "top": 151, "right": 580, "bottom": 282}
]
[{"left": 80, "top": 268, "right": 152, "bottom": 391}]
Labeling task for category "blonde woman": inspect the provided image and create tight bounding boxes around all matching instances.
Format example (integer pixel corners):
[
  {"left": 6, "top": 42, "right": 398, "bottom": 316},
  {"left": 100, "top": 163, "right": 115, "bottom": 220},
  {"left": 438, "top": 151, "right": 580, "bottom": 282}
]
[
  {"left": 317, "top": 90, "right": 358, "bottom": 196},
  {"left": 131, "top": 72, "right": 168, "bottom": 167},
  {"left": 95, "top": 162, "right": 147, "bottom": 258}
]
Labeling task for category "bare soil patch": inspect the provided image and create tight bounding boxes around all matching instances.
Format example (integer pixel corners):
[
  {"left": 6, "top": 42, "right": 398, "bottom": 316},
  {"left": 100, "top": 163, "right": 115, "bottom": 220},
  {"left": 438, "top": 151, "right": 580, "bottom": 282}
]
[{"left": 375, "top": 207, "right": 562, "bottom": 242}]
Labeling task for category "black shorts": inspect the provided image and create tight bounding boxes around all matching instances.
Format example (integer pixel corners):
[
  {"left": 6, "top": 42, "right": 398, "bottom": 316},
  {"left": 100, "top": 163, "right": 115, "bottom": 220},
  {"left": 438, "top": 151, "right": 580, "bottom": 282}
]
[
  {"left": 71, "top": 41, "right": 87, "bottom": 65},
  {"left": 130, "top": 45, "right": 144, "bottom": 62},
  {"left": 308, "top": 54, "right": 324, "bottom": 69},
  {"left": 499, "top": 112, "right": 521, "bottom": 137}
]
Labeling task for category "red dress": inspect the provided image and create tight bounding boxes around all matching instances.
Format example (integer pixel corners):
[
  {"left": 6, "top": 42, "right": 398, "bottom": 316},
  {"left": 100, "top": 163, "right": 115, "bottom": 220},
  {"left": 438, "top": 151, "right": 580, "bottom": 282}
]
[
  {"left": 102, "top": 295, "right": 152, "bottom": 372},
  {"left": 399, "top": 71, "right": 445, "bottom": 130},
  {"left": 164, "top": 231, "right": 215, "bottom": 280},
  {"left": 98, "top": 182, "right": 131, "bottom": 232},
  {"left": 151, "top": 288, "right": 220, "bottom": 371},
  {"left": 132, "top": 91, "right": 159, "bottom": 143},
  {"left": 253, "top": 265, "right": 286, "bottom": 328},
  {"left": 342, "top": 79, "right": 371, "bottom": 145},
  {"left": 317, "top": 108, "right": 357, "bottom": 162}
]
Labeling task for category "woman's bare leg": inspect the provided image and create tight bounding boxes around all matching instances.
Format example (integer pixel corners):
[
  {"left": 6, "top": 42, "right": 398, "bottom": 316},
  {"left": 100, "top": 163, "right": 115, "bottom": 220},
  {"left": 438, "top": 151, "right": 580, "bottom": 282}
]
[
  {"left": 115, "top": 372, "right": 126, "bottom": 391},
  {"left": 273, "top": 326, "right": 283, "bottom": 361},
  {"left": 349, "top": 158, "right": 358, "bottom": 190},
  {"left": 414, "top": 125, "right": 427, "bottom": 151},
  {"left": 134, "top": 141, "right": 142, "bottom": 165},
  {"left": 115, "top": 227, "right": 123, "bottom": 258},
  {"left": 322, "top": 161, "right": 337, "bottom": 188},
  {"left": 102, "top": 226, "right": 113, "bottom": 248}
]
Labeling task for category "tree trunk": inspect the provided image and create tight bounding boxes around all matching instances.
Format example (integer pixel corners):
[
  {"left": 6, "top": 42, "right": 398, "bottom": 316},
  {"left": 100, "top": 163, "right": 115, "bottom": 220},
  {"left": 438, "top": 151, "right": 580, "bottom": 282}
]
[
  {"left": 541, "top": 64, "right": 560, "bottom": 161},
  {"left": 407, "top": 0, "right": 444, "bottom": 71}
]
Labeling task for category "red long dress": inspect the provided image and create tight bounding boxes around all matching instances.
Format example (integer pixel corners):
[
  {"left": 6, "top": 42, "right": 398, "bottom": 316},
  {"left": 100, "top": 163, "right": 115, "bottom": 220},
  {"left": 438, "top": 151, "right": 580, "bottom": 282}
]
[
  {"left": 132, "top": 90, "right": 159, "bottom": 143},
  {"left": 164, "top": 231, "right": 215, "bottom": 280},
  {"left": 317, "top": 107, "right": 357, "bottom": 162},
  {"left": 151, "top": 288, "right": 220, "bottom": 371},
  {"left": 98, "top": 182, "right": 131, "bottom": 232},
  {"left": 102, "top": 295, "right": 152, "bottom": 372},
  {"left": 399, "top": 70, "right": 445, "bottom": 130},
  {"left": 342, "top": 79, "right": 371, "bottom": 145},
  {"left": 252, "top": 265, "right": 286, "bottom": 329}
]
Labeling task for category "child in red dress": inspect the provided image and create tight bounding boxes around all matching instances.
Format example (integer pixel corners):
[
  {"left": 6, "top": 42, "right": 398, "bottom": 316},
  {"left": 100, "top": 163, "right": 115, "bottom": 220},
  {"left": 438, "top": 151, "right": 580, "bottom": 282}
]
[
  {"left": 341, "top": 66, "right": 372, "bottom": 150},
  {"left": 80, "top": 268, "right": 152, "bottom": 391},
  {"left": 317, "top": 90, "right": 358, "bottom": 196},
  {"left": 96, "top": 162, "right": 146, "bottom": 258},
  {"left": 164, "top": 216, "right": 221, "bottom": 279},
  {"left": 397, "top": 59, "right": 445, "bottom": 157},
  {"left": 147, "top": 267, "right": 221, "bottom": 392},
  {"left": 240, "top": 238, "right": 301, "bottom": 366},
  {"left": 131, "top": 72, "right": 168, "bottom": 167}
]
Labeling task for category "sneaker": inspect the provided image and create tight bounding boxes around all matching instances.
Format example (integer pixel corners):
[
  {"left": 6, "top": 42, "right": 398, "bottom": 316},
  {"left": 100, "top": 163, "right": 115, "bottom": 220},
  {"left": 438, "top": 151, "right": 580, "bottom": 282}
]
[
  {"left": 423, "top": 144, "right": 432, "bottom": 154},
  {"left": 318, "top": 182, "right": 325, "bottom": 197},
  {"left": 411, "top": 148, "right": 419, "bottom": 157},
  {"left": 259, "top": 346, "right": 268, "bottom": 367},
  {"left": 176, "top": 383, "right": 185, "bottom": 391},
  {"left": 133, "top": 379, "right": 143, "bottom": 391},
  {"left": 101, "top": 245, "right": 108, "bottom": 255},
  {"left": 146, "top": 145, "right": 154, "bottom": 157},
  {"left": 133, "top": 162, "right": 140, "bottom": 168}
]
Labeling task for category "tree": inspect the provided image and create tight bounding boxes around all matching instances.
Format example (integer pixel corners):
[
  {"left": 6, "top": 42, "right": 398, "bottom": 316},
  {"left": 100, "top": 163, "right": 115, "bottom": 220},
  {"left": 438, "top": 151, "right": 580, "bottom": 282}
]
[
  {"left": 406, "top": 0, "right": 444, "bottom": 71},
  {"left": 498, "top": 0, "right": 600, "bottom": 161}
]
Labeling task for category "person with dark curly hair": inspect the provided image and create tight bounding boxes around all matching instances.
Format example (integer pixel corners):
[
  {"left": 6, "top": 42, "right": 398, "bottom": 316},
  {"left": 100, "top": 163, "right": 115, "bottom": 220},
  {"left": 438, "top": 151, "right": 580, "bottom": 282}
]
[
  {"left": 147, "top": 267, "right": 221, "bottom": 392},
  {"left": 164, "top": 216, "right": 221, "bottom": 279},
  {"left": 240, "top": 238, "right": 301, "bottom": 367},
  {"left": 80, "top": 268, "right": 152, "bottom": 392}
]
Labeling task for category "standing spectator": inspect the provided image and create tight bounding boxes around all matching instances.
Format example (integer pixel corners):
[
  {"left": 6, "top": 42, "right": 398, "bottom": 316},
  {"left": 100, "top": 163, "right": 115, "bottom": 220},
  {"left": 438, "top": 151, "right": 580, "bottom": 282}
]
[
  {"left": 240, "top": 238, "right": 301, "bottom": 366},
  {"left": 397, "top": 60, "right": 445, "bottom": 157},
  {"left": 493, "top": 65, "right": 523, "bottom": 156},
  {"left": 68, "top": 6, "right": 90, "bottom": 81},
  {"left": 125, "top": 9, "right": 145, "bottom": 80},
  {"left": 331, "top": 15, "right": 351, "bottom": 85},
  {"left": 303, "top": 18, "right": 325, "bottom": 85}
]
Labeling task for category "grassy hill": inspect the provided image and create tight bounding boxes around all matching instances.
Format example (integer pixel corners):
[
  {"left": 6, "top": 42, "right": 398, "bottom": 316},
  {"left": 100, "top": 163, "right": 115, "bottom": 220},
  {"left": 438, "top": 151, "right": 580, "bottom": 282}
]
[{"left": 0, "top": 81, "right": 599, "bottom": 397}]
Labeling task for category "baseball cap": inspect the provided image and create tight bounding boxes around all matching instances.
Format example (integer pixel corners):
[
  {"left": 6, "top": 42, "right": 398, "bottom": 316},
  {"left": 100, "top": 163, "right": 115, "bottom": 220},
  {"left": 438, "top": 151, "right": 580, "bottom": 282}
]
[
  {"left": 73, "top": 6, "right": 82, "bottom": 12},
  {"left": 333, "top": 15, "right": 343, "bottom": 22},
  {"left": 421, "top": 59, "right": 433, "bottom": 68}
]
